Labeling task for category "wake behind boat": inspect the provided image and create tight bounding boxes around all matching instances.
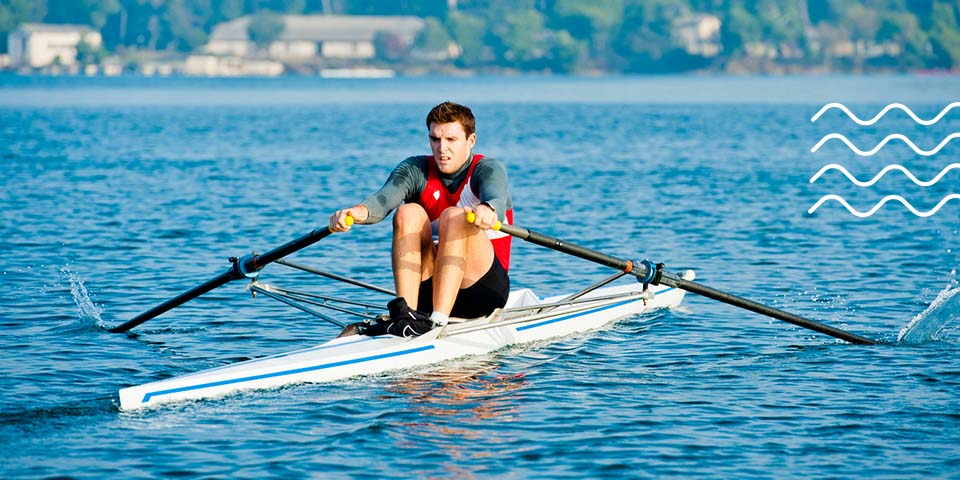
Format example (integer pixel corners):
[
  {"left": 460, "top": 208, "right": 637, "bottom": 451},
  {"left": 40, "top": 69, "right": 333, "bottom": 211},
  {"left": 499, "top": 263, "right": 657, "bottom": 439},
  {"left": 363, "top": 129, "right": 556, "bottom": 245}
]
[{"left": 119, "top": 272, "right": 692, "bottom": 410}]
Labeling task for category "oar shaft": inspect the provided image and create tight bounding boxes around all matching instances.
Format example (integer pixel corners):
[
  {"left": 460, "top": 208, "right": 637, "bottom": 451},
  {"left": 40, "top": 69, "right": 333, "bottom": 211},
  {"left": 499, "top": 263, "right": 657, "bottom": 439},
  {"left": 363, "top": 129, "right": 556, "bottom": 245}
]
[
  {"left": 495, "top": 222, "right": 875, "bottom": 345},
  {"left": 110, "top": 226, "right": 337, "bottom": 333},
  {"left": 254, "top": 227, "right": 336, "bottom": 266},
  {"left": 499, "top": 224, "right": 634, "bottom": 272},
  {"left": 108, "top": 271, "right": 235, "bottom": 333},
  {"left": 658, "top": 272, "right": 875, "bottom": 345}
]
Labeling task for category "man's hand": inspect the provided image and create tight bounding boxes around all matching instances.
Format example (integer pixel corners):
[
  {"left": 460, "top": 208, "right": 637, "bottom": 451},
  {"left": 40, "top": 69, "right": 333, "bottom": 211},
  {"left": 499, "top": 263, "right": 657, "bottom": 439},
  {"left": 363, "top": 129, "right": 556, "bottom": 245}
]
[
  {"left": 466, "top": 204, "right": 498, "bottom": 230},
  {"left": 329, "top": 205, "right": 368, "bottom": 232}
]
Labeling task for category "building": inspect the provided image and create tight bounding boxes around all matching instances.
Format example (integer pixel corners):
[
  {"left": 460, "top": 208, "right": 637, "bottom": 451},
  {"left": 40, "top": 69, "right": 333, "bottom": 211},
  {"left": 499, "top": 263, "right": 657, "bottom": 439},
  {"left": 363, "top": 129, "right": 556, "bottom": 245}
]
[
  {"left": 8, "top": 23, "right": 102, "bottom": 68},
  {"left": 205, "top": 15, "right": 425, "bottom": 62},
  {"left": 672, "top": 14, "right": 722, "bottom": 57},
  {"left": 181, "top": 54, "right": 285, "bottom": 77}
]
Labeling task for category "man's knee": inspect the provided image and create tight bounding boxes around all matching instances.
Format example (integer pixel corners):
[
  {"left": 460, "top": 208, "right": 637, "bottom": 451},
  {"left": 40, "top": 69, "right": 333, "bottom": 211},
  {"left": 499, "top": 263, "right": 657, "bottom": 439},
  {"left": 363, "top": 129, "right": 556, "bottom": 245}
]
[
  {"left": 394, "top": 203, "right": 428, "bottom": 230},
  {"left": 437, "top": 207, "right": 466, "bottom": 232}
]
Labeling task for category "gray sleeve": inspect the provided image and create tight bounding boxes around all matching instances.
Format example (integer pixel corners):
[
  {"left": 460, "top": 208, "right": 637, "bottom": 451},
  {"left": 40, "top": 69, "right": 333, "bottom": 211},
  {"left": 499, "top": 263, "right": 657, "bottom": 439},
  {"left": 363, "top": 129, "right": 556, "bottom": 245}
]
[
  {"left": 359, "top": 157, "right": 427, "bottom": 224},
  {"left": 473, "top": 158, "right": 511, "bottom": 221}
]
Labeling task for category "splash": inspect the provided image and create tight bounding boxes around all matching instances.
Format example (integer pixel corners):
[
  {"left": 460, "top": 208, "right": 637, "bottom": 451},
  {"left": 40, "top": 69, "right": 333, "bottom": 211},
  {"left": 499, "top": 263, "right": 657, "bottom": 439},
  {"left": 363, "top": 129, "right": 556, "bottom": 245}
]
[
  {"left": 897, "top": 286, "right": 960, "bottom": 344},
  {"left": 62, "top": 266, "right": 104, "bottom": 329}
]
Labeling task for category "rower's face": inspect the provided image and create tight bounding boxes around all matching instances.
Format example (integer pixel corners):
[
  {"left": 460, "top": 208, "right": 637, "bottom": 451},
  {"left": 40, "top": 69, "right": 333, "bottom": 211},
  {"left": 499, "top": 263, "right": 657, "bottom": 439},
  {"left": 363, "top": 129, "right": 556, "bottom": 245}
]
[{"left": 429, "top": 121, "right": 476, "bottom": 175}]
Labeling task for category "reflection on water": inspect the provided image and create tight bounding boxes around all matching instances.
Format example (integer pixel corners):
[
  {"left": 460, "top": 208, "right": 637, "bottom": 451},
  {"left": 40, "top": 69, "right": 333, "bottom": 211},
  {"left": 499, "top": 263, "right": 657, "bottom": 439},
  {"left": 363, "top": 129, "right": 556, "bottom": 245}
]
[{"left": 383, "top": 357, "right": 526, "bottom": 477}]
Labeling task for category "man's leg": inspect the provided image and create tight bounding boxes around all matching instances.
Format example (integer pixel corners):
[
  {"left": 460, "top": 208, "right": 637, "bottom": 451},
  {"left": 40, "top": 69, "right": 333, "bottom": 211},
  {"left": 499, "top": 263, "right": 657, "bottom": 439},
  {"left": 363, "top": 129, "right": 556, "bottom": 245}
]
[
  {"left": 392, "top": 203, "right": 435, "bottom": 310},
  {"left": 431, "top": 207, "right": 496, "bottom": 317}
]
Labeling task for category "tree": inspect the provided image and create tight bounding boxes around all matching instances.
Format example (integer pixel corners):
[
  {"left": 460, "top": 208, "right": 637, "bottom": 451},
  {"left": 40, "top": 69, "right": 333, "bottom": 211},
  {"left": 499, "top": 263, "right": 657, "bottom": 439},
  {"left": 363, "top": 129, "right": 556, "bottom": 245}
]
[
  {"left": 489, "top": 9, "right": 547, "bottom": 67},
  {"left": 0, "top": 0, "right": 46, "bottom": 52},
  {"left": 45, "top": 0, "right": 120, "bottom": 29},
  {"left": 76, "top": 38, "right": 107, "bottom": 63},
  {"left": 612, "top": 0, "right": 687, "bottom": 70},
  {"left": 551, "top": 0, "right": 624, "bottom": 58},
  {"left": 165, "top": 0, "right": 211, "bottom": 51},
  {"left": 0, "top": 0, "right": 46, "bottom": 31},
  {"left": 720, "top": 4, "right": 763, "bottom": 54},
  {"left": 841, "top": 3, "right": 880, "bottom": 42},
  {"left": 545, "top": 29, "right": 586, "bottom": 72},
  {"left": 247, "top": 11, "right": 285, "bottom": 50},
  {"left": 217, "top": 0, "right": 245, "bottom": 21},
  {"left": 753, "top": 0, "right": 805, "bottom": 46},
  {"left": 413, "top": 16, "right": 452, "bottom": 54},
  {"left": 927, "top": 0, "right": 960, "bottom": 68},
  {"left": 875, "top": 11, "right": 926, "bottom": 68},
  {"left": 446, "top": 11, "right": 488, "bottom": 67}
]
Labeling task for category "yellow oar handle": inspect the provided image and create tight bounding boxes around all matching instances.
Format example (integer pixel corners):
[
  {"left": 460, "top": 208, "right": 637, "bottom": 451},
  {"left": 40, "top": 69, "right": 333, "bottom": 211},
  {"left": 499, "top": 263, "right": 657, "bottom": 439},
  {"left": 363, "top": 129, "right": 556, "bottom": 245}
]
[
  {"left": 344, "top": 215, "right": 354, "bottom": 227},
  {"left": 465, "top": 211, "right": 501, "bottom": 231}
]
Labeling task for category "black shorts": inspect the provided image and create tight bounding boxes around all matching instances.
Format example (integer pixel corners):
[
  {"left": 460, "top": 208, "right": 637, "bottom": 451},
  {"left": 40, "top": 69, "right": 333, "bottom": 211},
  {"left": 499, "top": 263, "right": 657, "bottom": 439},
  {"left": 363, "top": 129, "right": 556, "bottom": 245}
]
[{"left": 417, "top": 257, "right": 510, "bottom": 319}]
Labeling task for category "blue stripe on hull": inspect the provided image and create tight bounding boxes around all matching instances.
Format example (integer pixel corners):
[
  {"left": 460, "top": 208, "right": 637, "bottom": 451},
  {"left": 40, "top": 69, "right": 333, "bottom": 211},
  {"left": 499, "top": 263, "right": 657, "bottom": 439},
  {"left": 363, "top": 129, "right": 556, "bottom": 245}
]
[
  {"left": 516, "top": 287, "right": 675, "bottom": 332},
  {"left": 141, "top": 344, "right": 435, "bottom": 404}
]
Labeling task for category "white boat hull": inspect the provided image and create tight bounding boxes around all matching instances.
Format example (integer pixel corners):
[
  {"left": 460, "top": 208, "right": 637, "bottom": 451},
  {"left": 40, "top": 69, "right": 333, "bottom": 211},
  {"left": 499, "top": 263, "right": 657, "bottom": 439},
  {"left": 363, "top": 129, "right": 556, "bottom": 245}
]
[{"left": 119, "top": 273, "right": 693, "bottom": 410}]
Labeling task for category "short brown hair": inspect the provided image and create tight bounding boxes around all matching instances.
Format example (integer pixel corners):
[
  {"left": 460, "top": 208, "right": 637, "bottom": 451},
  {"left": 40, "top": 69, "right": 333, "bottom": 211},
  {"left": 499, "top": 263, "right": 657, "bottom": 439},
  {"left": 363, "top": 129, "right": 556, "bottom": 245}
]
[{"left": 426, "top": 101, "right": 475, "bottom": 137}]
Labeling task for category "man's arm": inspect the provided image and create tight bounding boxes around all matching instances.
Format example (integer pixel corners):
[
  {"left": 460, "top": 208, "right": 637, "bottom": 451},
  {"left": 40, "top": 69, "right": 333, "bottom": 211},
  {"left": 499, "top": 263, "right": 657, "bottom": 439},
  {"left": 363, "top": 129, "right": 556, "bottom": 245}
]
[
  {"left": 329, "top": 157, "right": 426, "bottom": 232},
  {"left": 472, "top": 158, "right": 511, "bottom": 221}
]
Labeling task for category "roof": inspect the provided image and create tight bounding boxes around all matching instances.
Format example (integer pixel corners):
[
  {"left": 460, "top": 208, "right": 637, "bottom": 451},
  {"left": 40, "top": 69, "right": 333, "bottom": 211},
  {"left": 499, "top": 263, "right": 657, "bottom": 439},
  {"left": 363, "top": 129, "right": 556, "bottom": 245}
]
[
  {"left": 208, "top": 15, "right": 425, "bottom": 43},
  {"left": 15, "top": 23, "right": 97, "bottom": 34}
]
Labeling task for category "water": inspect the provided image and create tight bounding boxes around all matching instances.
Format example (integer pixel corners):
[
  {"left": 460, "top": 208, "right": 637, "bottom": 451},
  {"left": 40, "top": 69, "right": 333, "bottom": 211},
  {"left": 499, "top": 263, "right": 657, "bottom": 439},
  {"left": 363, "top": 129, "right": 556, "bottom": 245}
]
[{"left": 1, "top": 74, "right": 959, "bottom": 478}]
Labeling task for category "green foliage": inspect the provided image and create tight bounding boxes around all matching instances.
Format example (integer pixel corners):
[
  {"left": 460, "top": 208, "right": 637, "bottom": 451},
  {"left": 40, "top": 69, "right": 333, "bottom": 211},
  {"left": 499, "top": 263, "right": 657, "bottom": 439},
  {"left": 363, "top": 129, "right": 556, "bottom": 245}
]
[
  {"left": 414, "top": 16, "right": 452, "bottom": 53},
  {"left": 0, "top": 0, "right": 44, "bottom": 51},
  {"left": 45, "top": 0, "right": 119, "bottom": 29},
  {"left": 76, "top": 38, "right": 106, "bottom": 63},
  {"left": 446, "top": 11, "right": 487, "bottom": 67},
  {"left": 489, "top": 9, "right": 545, "bottom": 66},
  {"left": 752, "top": 0, "right": 804, "bottom": 45},
  {"left": 218, "top": 0, "right": 245, "bottom": 20},
  {"left": 927, "top": 1, "right": 960, "bottom": 67},
  {"left": 840, "top": 3, "right": 881, "bottom": 41},
  {"left": 552, "top": 0, "right": 623, "bottom": 41},
  {"left": 2, "top": 0, "right": 958, "bottom": 72},
  {"left": 721, "top": 4, "right": 762, "bottom": 52},
  {"left": 545, "top": 28, "right": 587, "bottom": 72},
  {"left": 247, "top": 11, "right": 284, "bottom": 49},
  {"left": 164, "top": 0, "right": 210, "bottom": 51},
  {"left": 0, "top": 0, "right": 45, "bottom": 32}
]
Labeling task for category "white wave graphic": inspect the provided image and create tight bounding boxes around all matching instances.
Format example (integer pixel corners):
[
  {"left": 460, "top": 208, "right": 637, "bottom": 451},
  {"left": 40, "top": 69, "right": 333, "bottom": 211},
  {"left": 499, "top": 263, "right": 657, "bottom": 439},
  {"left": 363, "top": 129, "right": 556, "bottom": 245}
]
[
  {"left": 810, "top": 133, "right": 960, "bottom": 156},
  {"left": 809, "top": 163, "right": 960, "bottom": 187},
  {"left": 810, "top": 102, "right": 960, "bottom": 125},
  {"left": 808, "top": 194, "right": 960, "bottom": 217}
]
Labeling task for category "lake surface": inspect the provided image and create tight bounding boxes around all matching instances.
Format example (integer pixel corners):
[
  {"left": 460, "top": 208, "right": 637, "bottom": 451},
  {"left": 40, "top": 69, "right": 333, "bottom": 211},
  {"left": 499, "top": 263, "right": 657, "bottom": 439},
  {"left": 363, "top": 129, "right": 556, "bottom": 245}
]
[{"left": 1, "top": 74, "right": 958, "bottom": 478}]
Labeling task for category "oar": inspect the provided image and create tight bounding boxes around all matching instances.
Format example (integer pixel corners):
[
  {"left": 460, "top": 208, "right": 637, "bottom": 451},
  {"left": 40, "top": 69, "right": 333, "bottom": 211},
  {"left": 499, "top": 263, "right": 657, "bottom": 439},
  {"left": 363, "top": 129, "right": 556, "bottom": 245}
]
[
  {"left": 109, "top": 217, "right": 353, "bottom": 333},
  {"left": 468, "top": 213, "right": 875, "bottom": 345}
]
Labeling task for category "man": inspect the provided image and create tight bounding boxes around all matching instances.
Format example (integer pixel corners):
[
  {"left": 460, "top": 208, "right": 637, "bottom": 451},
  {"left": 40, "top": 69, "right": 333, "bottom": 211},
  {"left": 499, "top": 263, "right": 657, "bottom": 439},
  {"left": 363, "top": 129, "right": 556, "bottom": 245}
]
[{"left": 329, "top": 101, "right": 513, "bottom": 337}]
